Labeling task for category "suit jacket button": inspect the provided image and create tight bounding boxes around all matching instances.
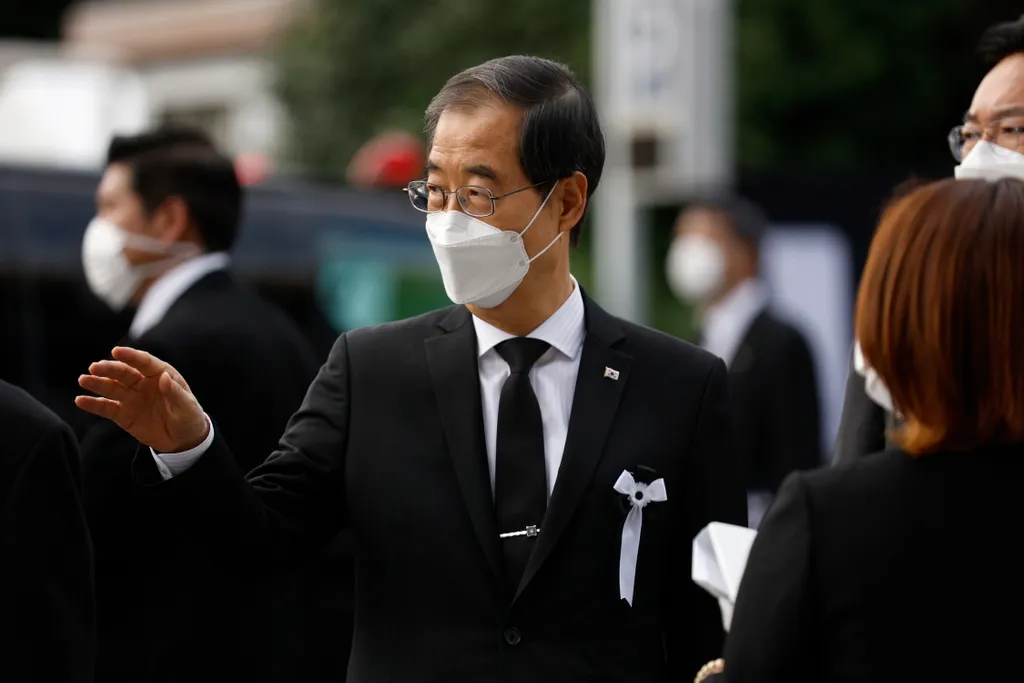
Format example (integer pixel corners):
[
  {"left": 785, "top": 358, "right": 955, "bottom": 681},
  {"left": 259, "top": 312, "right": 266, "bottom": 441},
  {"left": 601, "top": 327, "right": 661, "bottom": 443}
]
[{"left": 504, "top": 627, "right": 522, "bottom": 645}]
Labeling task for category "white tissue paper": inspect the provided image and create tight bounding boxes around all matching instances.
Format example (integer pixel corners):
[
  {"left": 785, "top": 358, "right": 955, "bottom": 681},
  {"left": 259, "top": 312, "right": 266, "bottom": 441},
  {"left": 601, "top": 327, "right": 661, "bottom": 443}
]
[{"left": 691, "top": 522, "right": 758, "bottom": 631}]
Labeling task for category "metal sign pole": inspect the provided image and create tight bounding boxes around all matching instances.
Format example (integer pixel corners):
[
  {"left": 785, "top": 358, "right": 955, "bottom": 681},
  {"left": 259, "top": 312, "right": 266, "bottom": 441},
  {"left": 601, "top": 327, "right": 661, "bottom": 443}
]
[
  {"left": 592, "top": 0, "right": 645, "bottom": 323},
  {"left": 590, "top": 0, "right": 733, "bottom": 324}
]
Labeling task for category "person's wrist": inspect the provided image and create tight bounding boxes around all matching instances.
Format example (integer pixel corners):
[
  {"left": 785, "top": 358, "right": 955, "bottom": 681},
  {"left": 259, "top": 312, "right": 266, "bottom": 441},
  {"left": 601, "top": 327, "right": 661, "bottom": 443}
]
[
  {"left": 158, "top": 415, "right": 210, "bottom": 454},
  {"left": 182, "top": 416, "right": 211, "bottom": 451}
]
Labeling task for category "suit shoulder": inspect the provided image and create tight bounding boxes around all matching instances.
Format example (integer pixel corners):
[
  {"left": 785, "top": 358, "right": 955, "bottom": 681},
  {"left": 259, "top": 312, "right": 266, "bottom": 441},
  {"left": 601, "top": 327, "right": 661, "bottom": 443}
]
[
  {"left": 344, "top": 306, "right": 461, "bottom": 347},
  {"left": 0, "top": 380, "right": 73, "bottom": 466},
  {"left": 617, "top": 317, "right": 720, "bottom": 371},
  {"left": 756, "top": 310, "right": 814, "bottom": 350},
  {"left": 0, "top": 380, "right": 69, "bottom": 435},
  {"left": 143, "top": 288, "right": 313, "bottom": 353},
  {"left": 796, "top": 448, "right": 915, "bottom": 509}
]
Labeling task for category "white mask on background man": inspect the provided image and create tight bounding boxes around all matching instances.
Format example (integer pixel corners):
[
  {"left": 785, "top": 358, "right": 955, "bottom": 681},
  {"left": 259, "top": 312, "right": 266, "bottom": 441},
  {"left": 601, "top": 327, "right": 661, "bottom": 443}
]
[
  {"left": 954, "top": 139, "right": 1024, "bottom": 181},
  {"left": 82, "top": 216, "right": 198, "bottom": 311},
  {"left": 665, "top": 234, "right": 726, "bottom": 303},
  {"left": 425, "top": 183, "right": 559, "bottom": 308}
]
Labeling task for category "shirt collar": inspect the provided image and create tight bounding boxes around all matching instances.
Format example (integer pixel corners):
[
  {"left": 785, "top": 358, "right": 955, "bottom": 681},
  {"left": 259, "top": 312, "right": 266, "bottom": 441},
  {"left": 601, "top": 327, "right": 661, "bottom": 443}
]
[
  {"left": 700, "top": 278, "right": 769, "bottom": 364},
  {"left": 129, "top": 252, "right": 231, "bottom": 338},
  {"left": 472, "top": 276, "right": 586, "bottom": 360}
]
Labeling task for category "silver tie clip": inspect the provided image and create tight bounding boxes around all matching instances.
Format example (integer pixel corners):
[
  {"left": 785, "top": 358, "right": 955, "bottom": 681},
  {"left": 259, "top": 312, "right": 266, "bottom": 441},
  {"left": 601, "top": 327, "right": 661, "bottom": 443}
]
[{"left": 500, "top": 525, "right": 540, "bottom": 539}]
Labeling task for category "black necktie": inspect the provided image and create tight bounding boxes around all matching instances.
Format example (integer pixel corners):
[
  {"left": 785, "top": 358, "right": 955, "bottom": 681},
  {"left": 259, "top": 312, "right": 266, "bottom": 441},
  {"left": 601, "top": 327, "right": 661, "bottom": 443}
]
[{"left": 494, "top": 337, "right": 550, "bottom": 590}]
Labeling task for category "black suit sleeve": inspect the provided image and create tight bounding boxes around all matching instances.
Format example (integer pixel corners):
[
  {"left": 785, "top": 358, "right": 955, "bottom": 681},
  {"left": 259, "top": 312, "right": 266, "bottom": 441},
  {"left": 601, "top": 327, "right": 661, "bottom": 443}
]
[
  {"left": 668, "top": 358, "right": 747, "bottom": 680},
  {"left": 5, "top": 423, "right": 95, "bottom": 683},
  {"left": 81, "top": 416, "right": 151, "bottom": 535},
  {"left": 723, "top": 472, "right": 816, "bottom": 683},
  {"left": 765, "top": 331, "right": 821, "bottom": 488},
  {"left": 833, "top": 347, "right": 886, "bottom": 465},
  {"left": 134, "top": 332, "right": 351, "bottom": 560}
]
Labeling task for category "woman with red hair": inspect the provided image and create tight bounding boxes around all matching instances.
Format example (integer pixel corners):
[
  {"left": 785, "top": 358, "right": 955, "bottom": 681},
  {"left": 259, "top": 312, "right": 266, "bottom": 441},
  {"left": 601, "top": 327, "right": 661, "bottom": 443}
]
[{"left": 702, "top": 177, "right": 1024, "bottom": 682}]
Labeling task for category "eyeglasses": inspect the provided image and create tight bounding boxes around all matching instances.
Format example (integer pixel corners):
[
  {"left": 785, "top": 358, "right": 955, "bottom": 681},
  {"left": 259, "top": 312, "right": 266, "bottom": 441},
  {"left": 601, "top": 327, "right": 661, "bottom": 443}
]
[
  {"left": 948, "top": 122, "right": 1024, "bottom": 161},
  {"left": 403, "top": 180, "right": 550, "bottom": 218}
]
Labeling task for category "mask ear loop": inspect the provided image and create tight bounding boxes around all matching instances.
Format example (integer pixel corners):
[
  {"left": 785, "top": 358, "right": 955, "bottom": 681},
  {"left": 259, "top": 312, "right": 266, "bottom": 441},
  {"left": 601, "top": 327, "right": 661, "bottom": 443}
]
[
  {"left": 517, "top": 181, "right": 559, "bottom": 240},
  {"left": 120, "top": 227, "right": 204, "bottom": 276},
  {"left": 527, "top": 229, "right": 564, "bottom": 264},
  {"left": 518, "top": 181, "right": 564, "bottom": 263},
  {"left": 122, "top": 231, "right": 201, "bottom": 257}
]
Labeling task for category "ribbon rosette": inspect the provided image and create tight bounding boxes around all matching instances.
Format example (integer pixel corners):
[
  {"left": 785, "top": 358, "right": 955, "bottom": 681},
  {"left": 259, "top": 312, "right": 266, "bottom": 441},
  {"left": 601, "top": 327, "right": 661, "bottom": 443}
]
[{"left": 613, "top": 470, "right": 668, "bottom": 606}]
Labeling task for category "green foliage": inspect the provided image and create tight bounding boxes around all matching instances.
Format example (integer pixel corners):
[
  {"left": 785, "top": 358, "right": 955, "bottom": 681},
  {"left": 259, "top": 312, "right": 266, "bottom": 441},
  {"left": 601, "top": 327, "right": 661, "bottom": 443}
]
[
  {"left": 733, "top": 0, "right": 999, "bottom": 173},
  {"left": 276, "top": 0, "right": 591, "bottom": 182},
  {"left": 274, "top": 0, "right": 1024, "bottom": 334},
  {"left": 277, "top": 0, "right": 1024, "bottom": 180}
]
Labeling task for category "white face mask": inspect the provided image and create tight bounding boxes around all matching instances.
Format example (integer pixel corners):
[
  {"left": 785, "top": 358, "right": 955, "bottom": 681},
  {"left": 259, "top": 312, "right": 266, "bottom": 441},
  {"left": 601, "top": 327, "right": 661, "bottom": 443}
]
[
  {"left": 853, "top": 341, "right": 899, "bottom": 415},
  {"left": 954, "top": 139, "right": 1024, "bottom": 181},
  {"left": 665, "top": 234, "right": 726, "bottom": 303},
  {"left": 82, "top": 216, "right": 197, "bottom": 311},
  {"left": 425, "top": 183, "right": 559, "bottom": 308}
]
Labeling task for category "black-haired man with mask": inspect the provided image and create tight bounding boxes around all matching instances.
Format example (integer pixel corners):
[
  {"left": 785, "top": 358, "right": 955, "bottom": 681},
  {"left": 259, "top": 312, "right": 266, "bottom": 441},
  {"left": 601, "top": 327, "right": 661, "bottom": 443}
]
[
  {"left": 835, "top": 15, "right": 1024, "bottom": 464},
  {"left": 666, "top": 195, "right": 821, "bottom": 528},
  {"left": 77, "top": 127, "right": 339, "bottom": 683},
  {"left": 76, "top": 56, "right": 746, "bottom": 681}
]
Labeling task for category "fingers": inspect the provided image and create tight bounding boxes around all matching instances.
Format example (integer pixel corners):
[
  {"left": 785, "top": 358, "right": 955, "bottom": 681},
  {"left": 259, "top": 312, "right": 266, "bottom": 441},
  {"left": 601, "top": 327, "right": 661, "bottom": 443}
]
[
  {"left": 159, "top": 371, "right": 192, "bottom": 409},
  {"left": 111, "top": 347, "right": 168, "bottom": 378},
  {"left": 111, "top": 347, "right": 191, "bottom": 392},
  {"left": 88, "top": 360, "right": 145, "bottom": 387},
  {"left": 78, "top": 374, "right": 131, "bottom": 403},
  {"left": 74, "top": 395, "right": 120, "bottom": 420}
]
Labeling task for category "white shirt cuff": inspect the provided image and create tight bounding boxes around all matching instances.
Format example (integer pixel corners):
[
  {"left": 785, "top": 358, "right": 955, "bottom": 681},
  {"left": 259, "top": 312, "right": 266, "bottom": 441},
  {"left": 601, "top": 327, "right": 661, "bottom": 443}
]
[{"left": 150, "top": 414, "right": 214, "bottom": 481}]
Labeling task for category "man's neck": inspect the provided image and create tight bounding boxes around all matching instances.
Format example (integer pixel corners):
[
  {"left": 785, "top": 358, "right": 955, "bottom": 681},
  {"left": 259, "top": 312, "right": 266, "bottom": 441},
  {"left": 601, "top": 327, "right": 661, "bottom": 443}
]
[
  {"left": 468, "top": 273, "right": 575, "bottom": 337},
  {"left": 698, "top": 275, "right": 757, "bottom": 320},
  {"left": 129, "top": 276, "right": 159, "bottom": 309}
]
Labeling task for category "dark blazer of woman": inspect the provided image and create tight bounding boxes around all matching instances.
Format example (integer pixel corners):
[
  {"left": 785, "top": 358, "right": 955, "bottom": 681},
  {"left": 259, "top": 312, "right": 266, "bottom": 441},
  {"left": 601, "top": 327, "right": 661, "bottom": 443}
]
[
  {"left": 722, "top": 176, "right": 1024, "bottom": 682},
  {"left": 725, "top": 444, "right": 1024, "bottom": 682}
]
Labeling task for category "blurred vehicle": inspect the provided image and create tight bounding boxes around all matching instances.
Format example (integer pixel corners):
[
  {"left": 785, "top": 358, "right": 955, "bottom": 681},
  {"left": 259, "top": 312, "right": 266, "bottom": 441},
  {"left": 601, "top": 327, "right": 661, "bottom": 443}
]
[{"left": 0, "top": 162, "right": 447, "bottom": 424}]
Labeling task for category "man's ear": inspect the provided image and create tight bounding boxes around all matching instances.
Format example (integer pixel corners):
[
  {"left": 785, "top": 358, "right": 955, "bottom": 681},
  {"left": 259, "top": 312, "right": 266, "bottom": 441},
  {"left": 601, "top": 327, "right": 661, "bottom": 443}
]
[
  {"left": 556, "top": 171, "right": 588, "bottom": 235},
  {"left": 150, "top": 196, "right": 190, "bottom": 243}
]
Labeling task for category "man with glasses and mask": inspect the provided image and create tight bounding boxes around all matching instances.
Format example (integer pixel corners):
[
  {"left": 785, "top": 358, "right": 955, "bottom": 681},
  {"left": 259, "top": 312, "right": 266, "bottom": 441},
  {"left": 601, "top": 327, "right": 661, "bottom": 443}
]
[
  {"left": 74, "top": 56, "right": 746, "bottom": 682},
  {"left": 834, "top": 15, "right": 1024, "bottom": 464}
]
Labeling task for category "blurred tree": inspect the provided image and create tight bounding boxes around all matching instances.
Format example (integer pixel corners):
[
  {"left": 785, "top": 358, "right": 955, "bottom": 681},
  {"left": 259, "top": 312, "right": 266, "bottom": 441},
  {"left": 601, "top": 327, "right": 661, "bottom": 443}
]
[
  {"left": 735, "top": 0, "right": 1024, "bottom": 175},
  {"left": 275, "top": 0, "right": 1024, "bottom": 335},
  {"left": 276, "top": 0, "right": 591, "bottom": 182},
  {"left": 279, "top": 0, "right": 1024, "bottom": 180}
]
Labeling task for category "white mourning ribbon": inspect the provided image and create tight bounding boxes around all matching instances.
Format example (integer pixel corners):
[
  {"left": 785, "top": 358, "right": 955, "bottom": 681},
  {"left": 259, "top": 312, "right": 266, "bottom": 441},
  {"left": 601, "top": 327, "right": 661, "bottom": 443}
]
[{"left": 613, "top": 470, "right": 668, "bottom": 606}]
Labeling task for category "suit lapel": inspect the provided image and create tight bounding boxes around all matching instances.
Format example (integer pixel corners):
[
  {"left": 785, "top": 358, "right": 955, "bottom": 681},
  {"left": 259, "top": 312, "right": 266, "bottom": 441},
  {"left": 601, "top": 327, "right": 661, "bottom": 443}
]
[
  {"left": 424, "top": 307, "right": 504, "bottom": 587},
  {"left": 515, "top": 295, "right": 632, "bottom": 601},
  {"left": 727, "top": 308, "right": 768, "bottom": 376}
]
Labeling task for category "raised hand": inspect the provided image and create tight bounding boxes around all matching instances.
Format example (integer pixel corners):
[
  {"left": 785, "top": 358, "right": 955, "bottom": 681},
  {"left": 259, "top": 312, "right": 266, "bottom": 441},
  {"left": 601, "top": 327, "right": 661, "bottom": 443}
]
[{"left": 76, "top": 347, "right": 210, "bottom": 453}]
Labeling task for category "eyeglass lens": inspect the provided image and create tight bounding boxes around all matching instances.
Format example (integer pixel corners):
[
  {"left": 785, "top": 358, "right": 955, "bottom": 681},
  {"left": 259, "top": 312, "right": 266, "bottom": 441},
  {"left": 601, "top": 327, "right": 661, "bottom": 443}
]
[{"left": 408, "top": 182, "right": 494, "bottom": 217}]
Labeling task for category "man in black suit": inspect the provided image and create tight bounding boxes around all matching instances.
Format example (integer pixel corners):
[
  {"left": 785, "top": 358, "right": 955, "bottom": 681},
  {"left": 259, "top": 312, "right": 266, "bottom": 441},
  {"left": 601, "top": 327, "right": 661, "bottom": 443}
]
[
  {"left": 77, "top": 56, "right": 747, "bottom": 682},
  {"left": 834, "top": 15, "right": 1024, "bottom": 464},
  {"left": 666, "top": 195, "right": 821, "bottom": 527},
  {"left": 1, "top": 379, "right": 94, "bottom": 682},
  {"left": 76, "top": 128, "right": 343, "bottom": 682}
]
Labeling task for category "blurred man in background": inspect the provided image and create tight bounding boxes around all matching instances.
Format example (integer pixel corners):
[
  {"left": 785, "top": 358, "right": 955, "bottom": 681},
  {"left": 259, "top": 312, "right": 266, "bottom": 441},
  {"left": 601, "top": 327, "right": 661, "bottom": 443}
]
[
  {"left": 1, "top": 379, "right": 94, "bottom": 683},
  {"left": 667, "top": 196, "right": 821, "bottom": 527},
  {"left": 834, "top": 14, "right": 1024, "bottom": 464},
  {"left": 77, "top": 127, "right": 350, "bottom": 682}
]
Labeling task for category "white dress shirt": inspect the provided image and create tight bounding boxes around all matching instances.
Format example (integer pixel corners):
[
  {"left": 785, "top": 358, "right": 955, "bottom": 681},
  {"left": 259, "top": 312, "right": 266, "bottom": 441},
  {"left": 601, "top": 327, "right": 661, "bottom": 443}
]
[
  {"left": 698, "top": 278, "right": 771, "bottom": 528},
  {"left": 472, "top": 279, "right": 585, "bottom": 497},
  {"left": 129, "top": 252, "right": 231, "bottom": 339},
  {"left": 152, "top": 278, "right": 587, "bottom": 493},
  {"left": 700, "top": 278, "right": 769, "bottom": 368}
]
